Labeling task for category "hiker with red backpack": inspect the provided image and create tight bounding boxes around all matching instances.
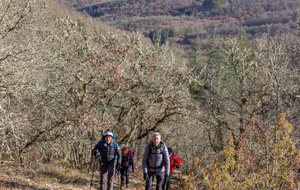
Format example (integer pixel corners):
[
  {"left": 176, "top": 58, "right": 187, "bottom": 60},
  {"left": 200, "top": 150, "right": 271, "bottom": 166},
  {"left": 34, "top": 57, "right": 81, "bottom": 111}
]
[
  {"left": 92, "top": 129, "right": 122, "bottom": 190},
  {"left": 162, "top": 147, "right": 182, "bottom": 190},
  {"left": 142, "top": 132, "right": 170, "bottom": 190},
  {"left": 120, "top": 146, "right": 135, "bottom": 189}
]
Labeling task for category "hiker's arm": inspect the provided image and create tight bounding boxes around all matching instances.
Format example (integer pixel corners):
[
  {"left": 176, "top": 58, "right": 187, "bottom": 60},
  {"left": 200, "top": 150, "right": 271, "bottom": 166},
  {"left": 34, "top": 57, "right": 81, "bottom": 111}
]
[
  {"left": 116, "top": 144, "right": 122, "bottom": 165},
  {"left": 142, "top": 145, "right": 149, "bottom": 173},
  {"left": 131, "top": 155, "right": 136, "bottom": 170},
  {"left": 174, "top": 153, "right": 182, "bottom": 167},
  {"left": 164, "top": 146, "right": 170, "bottom": 175},
  {"left": 92, "top": 141, "right": 101, "bottom": 156}
]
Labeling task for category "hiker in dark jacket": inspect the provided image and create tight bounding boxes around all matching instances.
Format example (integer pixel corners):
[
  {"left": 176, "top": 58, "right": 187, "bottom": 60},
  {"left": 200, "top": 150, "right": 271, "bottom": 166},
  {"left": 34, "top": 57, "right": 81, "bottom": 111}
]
[
  {"left": 120, "top": 147, "right": 135, "bottom": 189},
  {"left": 93, "top": 129, "right": 122, "bottom": 190},
  {"left": 163, "top": 147, "right": 182, "bottom": 190},
  {"left": 142, "top": 132, "right": 170, "bottom": 190}
]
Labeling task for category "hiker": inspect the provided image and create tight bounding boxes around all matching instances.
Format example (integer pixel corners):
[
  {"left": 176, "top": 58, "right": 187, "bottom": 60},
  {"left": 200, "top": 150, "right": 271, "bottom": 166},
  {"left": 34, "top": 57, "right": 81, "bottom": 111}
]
[
  {"left": 92, "top": 129, "right": 122, "bottom": 190},
  {"left": 142, "top": 132, "right": 170, "bottom": 190},
  {"left": 162, "top": 147, "right": 182, "bottom": 190},
  {"left": 120, "top": 146, "right": 135, "bottom": 189}
]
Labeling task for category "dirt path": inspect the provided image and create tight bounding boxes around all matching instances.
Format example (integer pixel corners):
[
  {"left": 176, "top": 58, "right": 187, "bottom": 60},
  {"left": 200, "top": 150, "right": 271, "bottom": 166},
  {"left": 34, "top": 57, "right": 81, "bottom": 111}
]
[
  {"left": 111, "top": 170, "right": 188, "bottom": 190},
  {"left": 0, "top": 162, "right": 189, "bottom": 190}
]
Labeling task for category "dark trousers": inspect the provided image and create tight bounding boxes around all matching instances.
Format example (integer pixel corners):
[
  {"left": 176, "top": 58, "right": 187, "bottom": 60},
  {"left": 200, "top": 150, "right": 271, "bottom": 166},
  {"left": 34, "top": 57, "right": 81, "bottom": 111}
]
[
  {"left": 120, "top": 166, "right": 130, "bottom": 186},
  {"left": 145, "top": 171, "right": 164, "bottom": 190},
  {"left": 99, "top": 161, "right": 115, "bottom": 190},
  {"left": 162, "top": 172, "right": 173, "bottom": 190}
]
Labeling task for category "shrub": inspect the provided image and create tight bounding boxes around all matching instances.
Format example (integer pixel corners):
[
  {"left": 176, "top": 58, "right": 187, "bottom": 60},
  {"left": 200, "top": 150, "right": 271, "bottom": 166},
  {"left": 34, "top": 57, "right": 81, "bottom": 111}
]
[{"left": 189, "top": 114, "right": 300, "bottom": 189}]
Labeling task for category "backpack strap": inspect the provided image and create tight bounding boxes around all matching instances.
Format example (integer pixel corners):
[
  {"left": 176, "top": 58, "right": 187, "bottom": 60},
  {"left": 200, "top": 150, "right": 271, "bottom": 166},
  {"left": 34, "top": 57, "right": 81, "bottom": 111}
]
[
  {"left": 99, "top": 139, "right": 104, "bottom": 149},
  {"left": 171, "top": 151, "right": 175, "bottom": 163},
  {"left": 129, "top": 151, "right": 133, "bottom": 159},
  {"left": 170, "top": 151, "right": 175, "bottom": 171},
  {"left": 147, "top": 144, "right": 151, "bottom": 160},
  {"left": 128, "top": 147, "right": 133, "bottom": 159},
  {"left": 113, "top": 140, "right": 117, "bottom": 151},
  {"left": 113, "top": 140, "right": 118, "bottom": 161},
  {"left": 122, "top": 153, "right": 130, "bottom": 166}
]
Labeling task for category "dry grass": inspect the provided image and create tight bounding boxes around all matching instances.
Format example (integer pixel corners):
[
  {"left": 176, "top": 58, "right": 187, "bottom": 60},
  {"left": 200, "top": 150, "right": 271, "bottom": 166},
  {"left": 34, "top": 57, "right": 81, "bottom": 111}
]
[
  {"left": 0, "top": 163, "right": 91, "bottom": 190},
  {"left": 0, "top": 160, "right": 188, "bottom": 190}
]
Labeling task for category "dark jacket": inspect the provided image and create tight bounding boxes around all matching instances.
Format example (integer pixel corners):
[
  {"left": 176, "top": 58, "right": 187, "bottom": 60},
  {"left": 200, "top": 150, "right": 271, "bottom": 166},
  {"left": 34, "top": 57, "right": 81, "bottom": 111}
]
[
  {"left": 93, "top": 137, "right": 122, "bottom": 166},
  {"left": 121, "top": 153, "right": 135, "bottom": 170},
  {"left": 142, "top": 140, "right": 170, "bottom": 175}
]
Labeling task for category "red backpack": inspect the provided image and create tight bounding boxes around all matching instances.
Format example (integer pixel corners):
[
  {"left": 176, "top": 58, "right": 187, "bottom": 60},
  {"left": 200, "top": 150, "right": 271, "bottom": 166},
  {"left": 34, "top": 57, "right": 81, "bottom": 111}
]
[{"left": 121, "top": 146, "right": 134, "bottom": 165}]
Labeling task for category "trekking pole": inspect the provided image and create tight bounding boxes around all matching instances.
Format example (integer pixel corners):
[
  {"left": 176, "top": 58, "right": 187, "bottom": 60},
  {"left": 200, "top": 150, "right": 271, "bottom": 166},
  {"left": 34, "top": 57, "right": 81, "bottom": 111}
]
[
  {"left": 114, "top": 167, "right": 119, "bottom": 189},
  {"left": 90, "top": 157, "right": 96, "bottom": 190},
  {"left": 117, "top": 169, "right": 120, "bottom": 188}
]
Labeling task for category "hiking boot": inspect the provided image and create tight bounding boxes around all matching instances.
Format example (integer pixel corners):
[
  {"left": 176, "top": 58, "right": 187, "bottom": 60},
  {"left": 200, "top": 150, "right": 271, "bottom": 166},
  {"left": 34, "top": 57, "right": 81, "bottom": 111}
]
[
  {"left": 120, "top": 185, "right": 125, "bottom": 189},
  {"left": 126, "top": 183, "right": 129, "bottom": 188}
]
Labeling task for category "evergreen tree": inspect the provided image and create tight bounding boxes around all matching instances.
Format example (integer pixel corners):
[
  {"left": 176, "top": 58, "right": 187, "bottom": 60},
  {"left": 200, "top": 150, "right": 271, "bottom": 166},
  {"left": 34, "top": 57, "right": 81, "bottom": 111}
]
[
  {"left": 169, "top": 27, "right": 176, "bottom": 38},
  {"left": 203, "top": 0, "right": 226, "bottom": 10},
  {"left": 149, "top": 27, "right": 176, "bottom": 45},
  {"left": 161, "top": 27, "right": 170, "bottom": 44},
  {"left": 149, "top": 28, "right": 161, "bottom": 44}
]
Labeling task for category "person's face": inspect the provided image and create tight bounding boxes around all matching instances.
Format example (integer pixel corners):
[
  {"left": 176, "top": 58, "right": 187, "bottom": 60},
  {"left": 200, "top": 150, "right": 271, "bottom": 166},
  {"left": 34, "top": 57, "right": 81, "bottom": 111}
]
[
  {"left": 152, "top": 135, "right": 161, "bottom": 147},
  {"left": 122, "top": 151, "right": 128, "bottom": 156},
  {"left": 105, "top": 136, "right": 112, "bottom": 144}
]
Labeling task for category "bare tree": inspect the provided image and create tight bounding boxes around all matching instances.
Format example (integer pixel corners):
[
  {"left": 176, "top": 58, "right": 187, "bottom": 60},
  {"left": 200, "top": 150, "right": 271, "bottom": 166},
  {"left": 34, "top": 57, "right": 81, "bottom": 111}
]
[
  {"left": 0, "top": 0, "right": 191, "bottom": 170},
  {"left": 190, "top": 31, "right": 300, "bottom": 160}
]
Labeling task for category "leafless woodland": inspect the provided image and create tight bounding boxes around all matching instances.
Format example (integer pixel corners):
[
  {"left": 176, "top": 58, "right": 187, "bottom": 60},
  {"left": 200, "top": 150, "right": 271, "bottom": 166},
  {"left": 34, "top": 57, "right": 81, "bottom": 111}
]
[{"left": 1, "top": 0, "right": 300, "bottom": 189}]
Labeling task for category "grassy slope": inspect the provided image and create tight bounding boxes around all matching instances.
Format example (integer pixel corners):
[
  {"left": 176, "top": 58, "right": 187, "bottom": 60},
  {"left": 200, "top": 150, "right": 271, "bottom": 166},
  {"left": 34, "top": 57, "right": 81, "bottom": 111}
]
[{"left": 0, "top": 160, "right": 188, "bottom": 190}]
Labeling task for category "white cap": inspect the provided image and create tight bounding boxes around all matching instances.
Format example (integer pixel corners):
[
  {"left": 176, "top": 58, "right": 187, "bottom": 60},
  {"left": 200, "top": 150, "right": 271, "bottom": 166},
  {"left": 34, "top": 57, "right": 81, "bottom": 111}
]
[{"left": 104, "top": 131, "right": 114, "bottom": 137}]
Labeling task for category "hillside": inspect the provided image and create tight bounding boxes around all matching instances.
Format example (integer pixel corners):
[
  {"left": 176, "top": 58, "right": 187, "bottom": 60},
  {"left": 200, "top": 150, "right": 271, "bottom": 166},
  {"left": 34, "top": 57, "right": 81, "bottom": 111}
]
[
  {"left": 2, "top": 0, "right": 300, "bottom": 189},
  {"left": 0, "top": 0, "right": 190, "bottom": 189},
  {"left": 66, "top": 0, "right": 300, "bottom": 45}
]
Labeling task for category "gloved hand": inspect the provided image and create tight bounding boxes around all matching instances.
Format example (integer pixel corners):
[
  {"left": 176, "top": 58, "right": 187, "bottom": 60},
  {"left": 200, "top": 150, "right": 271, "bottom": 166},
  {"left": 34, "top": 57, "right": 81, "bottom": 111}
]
[
  {"left": 94, "top": 150, "right": 102, "bottom": 162},
  {"left": 116, "top": 164, "right": 121, "bottom": 170},
  {"left": 175, "top": 163, "right": 181, "bottom": 168},
  {"left": 143, "top": 173, "right": 149, "bottom": 181},
  {"left": 165, "top": 174, "right": 169, "bottom": 181}
]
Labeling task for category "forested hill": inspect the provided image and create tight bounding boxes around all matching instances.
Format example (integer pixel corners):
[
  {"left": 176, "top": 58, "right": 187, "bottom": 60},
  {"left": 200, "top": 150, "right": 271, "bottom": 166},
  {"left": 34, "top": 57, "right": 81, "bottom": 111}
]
[
  {"left": 3, "top": 0, "right": 300, "bottom": 189},
  {"left": 66, "top": 0, "right": 300, "bottom": 45},
  {"left": 1, "top": 0, "right": 190, "bottom": 189},
  {"left": 76, "top": 0, "right": 193, "bottom": 17}
]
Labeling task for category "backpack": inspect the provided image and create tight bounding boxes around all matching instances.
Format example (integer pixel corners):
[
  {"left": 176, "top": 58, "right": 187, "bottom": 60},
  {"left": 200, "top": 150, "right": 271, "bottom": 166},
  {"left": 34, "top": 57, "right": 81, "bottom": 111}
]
[
  {"left": 168, "top": 147, "right": 175, "bottom": 169},
  {"left": 99, "top": 132, "right": 118, "bottom": 161},
  {"left": 121, "top": 146, "right": 134, "bottom": 165}
]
